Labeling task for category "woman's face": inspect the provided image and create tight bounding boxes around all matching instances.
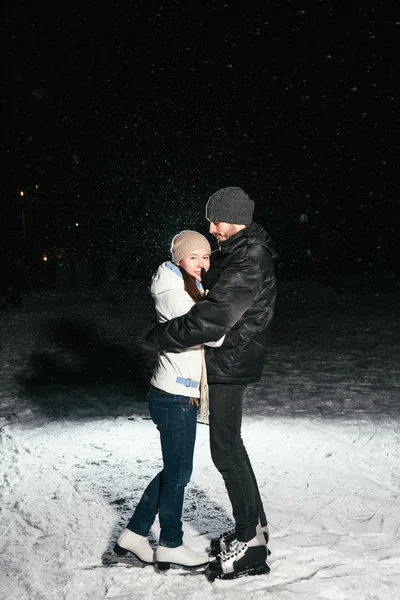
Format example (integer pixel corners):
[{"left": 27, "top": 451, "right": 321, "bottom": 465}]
[{"left": 179, "top": 248, "right": 210, "bottom": 281}]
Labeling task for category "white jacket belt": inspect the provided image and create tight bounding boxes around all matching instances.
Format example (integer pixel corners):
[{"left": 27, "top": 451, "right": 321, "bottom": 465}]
[{"left": 150, "top": 262, "right": 224, "bottom": 397}]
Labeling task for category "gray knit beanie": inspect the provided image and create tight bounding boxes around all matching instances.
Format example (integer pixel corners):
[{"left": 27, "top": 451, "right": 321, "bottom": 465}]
[
  {"left": 206, "top": 186, "right": 255, "bottom": 224},
  {"left": 170, "top": 230, "right": 211, "bottom": 265}
]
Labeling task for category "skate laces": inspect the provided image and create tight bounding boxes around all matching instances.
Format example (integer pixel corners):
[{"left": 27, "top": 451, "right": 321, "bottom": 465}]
[
  {"left": 221, "top": 528, "right": 236, "bottom": 543},
  {"left": 219, "top": 539, "right": 248, "bottom": 561}
]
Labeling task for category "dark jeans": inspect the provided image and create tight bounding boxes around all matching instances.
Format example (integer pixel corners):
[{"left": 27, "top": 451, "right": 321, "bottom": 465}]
[
  {"left": 209, "top": 383, "right": 267, "bottom": 543},
  {"left": 127, "top": 385, "right": 197, "bottom": 547}
]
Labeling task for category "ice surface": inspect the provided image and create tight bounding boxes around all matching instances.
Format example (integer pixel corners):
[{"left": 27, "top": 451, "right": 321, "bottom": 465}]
[{"left": 0, "top": 277, "right": 399, "bottom": 599}]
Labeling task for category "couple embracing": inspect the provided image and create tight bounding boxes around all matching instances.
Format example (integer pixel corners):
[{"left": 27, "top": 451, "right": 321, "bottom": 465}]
[{"left": 112, "top": 187, "right": 277, "bottom": 581}]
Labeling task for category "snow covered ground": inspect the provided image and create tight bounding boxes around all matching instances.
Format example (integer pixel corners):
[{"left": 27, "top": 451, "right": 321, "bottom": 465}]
[{"left": 1, "top": 275, "right": 399, "bottom": 599}]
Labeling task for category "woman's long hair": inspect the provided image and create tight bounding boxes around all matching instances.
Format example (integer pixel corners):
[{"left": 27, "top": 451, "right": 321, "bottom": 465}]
[{"left": 179, "top": 267, "right": 204, "bottom": 302}]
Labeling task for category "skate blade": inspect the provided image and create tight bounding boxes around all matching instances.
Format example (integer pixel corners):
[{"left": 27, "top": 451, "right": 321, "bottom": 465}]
[
  {"left": 157, "top": 561, "right": 208, "bottom": 574},
  {"left": 101, "top": 551, "right": 146, "bottom": 568},
  {"left": 205, "top": 562, "right": 270, "bottom": 582}
]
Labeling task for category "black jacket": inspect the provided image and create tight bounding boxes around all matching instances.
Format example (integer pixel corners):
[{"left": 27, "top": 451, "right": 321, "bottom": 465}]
[{"left": 149, "top": 222, "right": 277, "bottom": 384}]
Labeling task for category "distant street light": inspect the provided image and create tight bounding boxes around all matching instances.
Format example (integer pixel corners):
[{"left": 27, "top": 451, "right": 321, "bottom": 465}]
[{"left": 19, "top": 191, "right": 27, "bottom": 244}]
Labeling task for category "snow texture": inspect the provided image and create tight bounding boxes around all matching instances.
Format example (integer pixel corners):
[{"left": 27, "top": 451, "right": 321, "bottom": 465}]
[{"left": 1, "top": 276, "right": 399, "bottom": 599}]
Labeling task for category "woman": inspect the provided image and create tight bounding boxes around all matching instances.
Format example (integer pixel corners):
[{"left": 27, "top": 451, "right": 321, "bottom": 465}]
[{"left": 113, "top": 231, "right": 223, "bottom": 570}]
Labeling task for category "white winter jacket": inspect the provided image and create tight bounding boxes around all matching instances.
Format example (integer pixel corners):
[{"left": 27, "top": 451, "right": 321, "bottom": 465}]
[{"left": 150, "top": 261, "right": 224, "bottom": 397}]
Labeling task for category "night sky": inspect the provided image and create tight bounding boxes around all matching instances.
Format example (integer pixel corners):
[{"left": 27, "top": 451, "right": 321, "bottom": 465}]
[{"left": 4, "top": 1, "right": 399, "bottom": 276}]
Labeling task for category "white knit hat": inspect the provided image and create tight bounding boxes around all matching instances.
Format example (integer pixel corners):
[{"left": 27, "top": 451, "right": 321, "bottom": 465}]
[{"left": 170, "top": 230, "right": 211, "bottom": 265}]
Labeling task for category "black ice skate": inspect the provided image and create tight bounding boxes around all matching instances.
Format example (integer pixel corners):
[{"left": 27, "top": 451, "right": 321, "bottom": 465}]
[
  {"left": 209, "top": 524, "right": 271, "bottom": 556},
  {"left": 205, "top": 539, "right": 270, "bottom": 582}
]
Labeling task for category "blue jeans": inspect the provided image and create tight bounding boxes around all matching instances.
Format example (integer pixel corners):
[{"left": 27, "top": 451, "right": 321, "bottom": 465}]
[{"left": 127, "top": 385, "right": 198, "bottom": 547}]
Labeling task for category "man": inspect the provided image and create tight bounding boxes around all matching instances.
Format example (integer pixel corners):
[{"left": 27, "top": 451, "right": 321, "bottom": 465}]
[{"left": 146, "top": 187, "right": 277, "bottom": 580}]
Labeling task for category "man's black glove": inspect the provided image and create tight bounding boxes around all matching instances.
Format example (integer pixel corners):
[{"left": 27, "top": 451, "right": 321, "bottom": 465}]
[{"left": 201, "top": 266, "right": 221, "bottom": 291}]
